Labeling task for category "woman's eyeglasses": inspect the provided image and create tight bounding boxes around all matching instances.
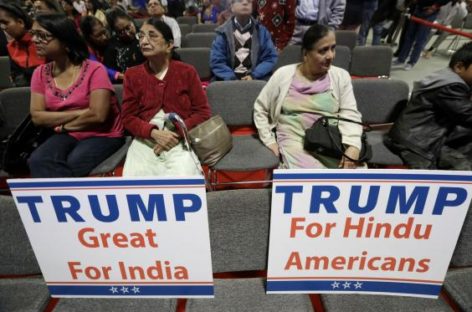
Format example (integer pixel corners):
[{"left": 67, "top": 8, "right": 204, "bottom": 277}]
[
  {"left": 137, "top": 32, "right": 163, "bottom": 42},
  {"left": 29, "top": 30, "right": 54, "bottom": 43}
]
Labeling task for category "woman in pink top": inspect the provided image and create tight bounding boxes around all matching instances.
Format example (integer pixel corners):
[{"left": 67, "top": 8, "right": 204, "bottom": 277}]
[{"left": 29, "top": 14, "right": 124, "bottom": 177}]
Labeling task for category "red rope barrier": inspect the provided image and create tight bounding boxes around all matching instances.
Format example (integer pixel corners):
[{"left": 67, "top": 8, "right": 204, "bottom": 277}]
[{"left": 409, "top": 15, "right": 472, "bottom": 39}]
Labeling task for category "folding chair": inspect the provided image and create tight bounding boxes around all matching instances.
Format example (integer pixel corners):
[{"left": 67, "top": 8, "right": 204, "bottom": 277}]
[
  {"left": 332, "top": 45, "right": 351, "bottom": 72},
  {"left": 177, "top": 47, "right": 212, "bottom": 81},
  {"left": 183, "top": 33, "right": 217, "bottom": 48},
  {"left": 0, "top": 87, "right": 31, "bottom": 140},
  {"left": 176, "top": 16, "right": 197, "bottom": 26},
  {"left": 0, "top": 195, "right": 50, "bottom": 311},
  {"left": 352, "top": 79, "right": 409, "bottom": 166},
  {"left": 0, "top": 56, "right": 12, "bottom": 89},
  {"left": 350, "top": 46, "right": 393, "bottom": 78},
  {"left": 205, "top": 81, "right": 279, "bottom": 188},
  {"left": 274, "top": 45, "right": 302, "bottom": 71},
  {"left": 335, "top": 30, "right": 357, "bottom": 51},
  {"left": 185, "top": 189, "right": 313, "bottom": 312},
  {"left": 192, "top": 24, "right": 218, "bottom": 33}
]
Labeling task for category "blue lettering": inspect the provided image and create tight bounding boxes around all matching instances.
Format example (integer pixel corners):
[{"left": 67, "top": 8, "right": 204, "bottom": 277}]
[
  {"left": 51, "top": 195, "right": 84, "bottom": 222},
  {"left": 433, "top": 187, "right": 467, "bottom": 215},
  {"left": 174, "top": 194, "right": 202, "bottom": 221},
  {"left": 386, "top": 186, "right": 428, "bottom": 215},
  {"left": 349, "top": 185, "right": 380, "bottom": 214},
  {"left": 127, "top": 194, "right": 167, "bottom": 221},
  {"left": 275, "top": 186, "right": 303, "bottom": 214},
  {"left": 89, "top": 195, "right": 119, "bottom": 222},
  {"left": 310, "top": 185, "right": 339, "bottom": 213},
  {"left": 16, "top": 196, "right": 43, "bottom": 223}
]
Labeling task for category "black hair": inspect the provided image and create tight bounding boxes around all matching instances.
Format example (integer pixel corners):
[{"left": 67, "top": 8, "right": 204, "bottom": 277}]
[
  {"left": 37, "top": 0, "right": 63, "bottom": 13},
  {"left": 106, "top": 7, "right": 131, "bottom": 31},
  {"left": 0, "top": 2, "right": 33, "bottom": 29},
  {"left": 62, "top": 0, "right": 80, "bottom": 16},
  {"left": 449, "top": 42, "right": 472, "bottom": 69},
  {"left": 35, "top": 14, "right": 88, "bottom": 64},
  {"left": 144, "top": 17, "right": 180, "bottom": 60},
  {"left": 80, "top": 15, "right": 102, "bottom": 45},
  {"left": 301, "top": 24, "right": 333, "bottom": 53}
]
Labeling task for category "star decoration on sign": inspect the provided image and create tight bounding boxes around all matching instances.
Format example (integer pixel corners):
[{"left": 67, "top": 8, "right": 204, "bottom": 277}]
[
  {"left": 120, "top": 286, "right": 129, "bottom": 294},
  {"left": 110, "top": 286, "right": 118, "bottom": 294},
  {"left": 354, "top": 282, "right": 363, "bottom": 289},
  {"left": 342, "top": 281, "right": 351, "bottom": 289},
  {"left": 331, "top": 281, "right": 340, "bottom": 289},
  {"left": 131, "top": 286, "right": 140, "bottom": 294}
]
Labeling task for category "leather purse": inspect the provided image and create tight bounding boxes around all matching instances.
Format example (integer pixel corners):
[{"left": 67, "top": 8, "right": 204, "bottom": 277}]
[
  {"left": 304, "top": 116, "right": 372, "bottom": 162},
  {"left": 188, "top": 115, "right": 233, "bottom": 166}
]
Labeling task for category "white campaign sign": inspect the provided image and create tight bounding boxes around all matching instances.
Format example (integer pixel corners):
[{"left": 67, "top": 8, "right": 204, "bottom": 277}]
[
  {"left": 8, "top": 177, "right": 214, "bottom": 298},
  {"left": 267, "top": 169, "right": 472, "bottom": 298}
]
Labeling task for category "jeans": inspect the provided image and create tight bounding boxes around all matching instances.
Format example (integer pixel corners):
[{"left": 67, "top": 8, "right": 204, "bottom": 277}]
[
  {"left": 397, "top": 9, "right": 438, "bottom": 65},
  {"left": 357, "top": 0, "right": 379, "bottom": 46},
  {"left": 29, "top": 134, "right": 125, "bottom": 178}
]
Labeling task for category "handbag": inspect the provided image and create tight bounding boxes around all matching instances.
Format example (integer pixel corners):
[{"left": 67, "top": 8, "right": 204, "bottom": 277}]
[
  {"left": 167, "top": 114, "right": 233, "bottom": 167},
  {"left": 304, "top": 116, "right": 372, "bottom": 163},
  {"left": 188, "top": 115, "right": 233, "bottom": 166},
  {"left": 1, "top": 114, "right": 53, "bottom": 174}
]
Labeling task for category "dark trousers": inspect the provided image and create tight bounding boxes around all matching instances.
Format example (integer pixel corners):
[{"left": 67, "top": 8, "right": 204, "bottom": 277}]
[{"left": 29, "top": 134, "right": 124, "bottom": 178}]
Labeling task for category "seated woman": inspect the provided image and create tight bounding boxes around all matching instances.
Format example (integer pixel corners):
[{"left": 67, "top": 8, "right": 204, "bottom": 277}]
[
  {"left": 61, "top": 0, "right": 82, "bottom": 30},
  {"left": 121, "top": 18, "right": 211, "bottom": 176},
  {"left": 80, "top": 15, "right": 124, "bottom": 81},
  {"left": 85, "top": 0, "right": 108, "bottom": 27},
  {"left": 104, "top": 8, "right": 145, "bottom": 75},
  {"left": 29, "top": 14, "right": 124, "bottom": 178},
  {"left": 147, "top": 0, "right": 181, "bottom": 48},
  {"left": 254, "top": 24, "right": 363, "bottom": 169},
  {"left": 0, "top": 2, "right": 45, "bottom": 87}
]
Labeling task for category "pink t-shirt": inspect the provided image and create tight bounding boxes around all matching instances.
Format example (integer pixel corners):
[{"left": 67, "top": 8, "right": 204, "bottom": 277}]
[{"left": 31, "top": 59, "right": 123, "bottom": 140}]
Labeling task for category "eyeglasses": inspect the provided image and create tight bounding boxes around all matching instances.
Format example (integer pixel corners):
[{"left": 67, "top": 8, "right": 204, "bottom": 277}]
[
  {"left": 137, "top": 31, "right": 164, "bottom": 42},
  {"left": 117, "top": 23, "right": 134, "bottom": 36},
  {"left": 147, "top": 2, "right": 161, "bottom": 7},
  {"left": 29, "top": 30, "right": 54, "bottom": 43},
  {"left": 232, "top": 0, "right": 253, "bottom": 3}
]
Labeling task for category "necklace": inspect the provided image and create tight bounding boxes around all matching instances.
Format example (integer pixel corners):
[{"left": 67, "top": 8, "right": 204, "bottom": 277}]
[{"left": 53, "top": 63, "right": 81, "bottom": 91}]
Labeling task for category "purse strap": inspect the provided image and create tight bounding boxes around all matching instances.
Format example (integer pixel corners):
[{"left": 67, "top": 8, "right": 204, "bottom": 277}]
[{"left": 319, "top": 115, "right": 371, "bottom": 163}]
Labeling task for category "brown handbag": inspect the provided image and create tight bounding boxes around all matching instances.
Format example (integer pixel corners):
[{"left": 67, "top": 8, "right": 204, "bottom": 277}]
[{"left": 188, "top": 115, "right": 233, "bottom": 166}]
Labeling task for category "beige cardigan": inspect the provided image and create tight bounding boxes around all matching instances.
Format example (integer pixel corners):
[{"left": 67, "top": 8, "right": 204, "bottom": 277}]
[{"left": 253, "top": 64, "right": 363, "bottom": 150}]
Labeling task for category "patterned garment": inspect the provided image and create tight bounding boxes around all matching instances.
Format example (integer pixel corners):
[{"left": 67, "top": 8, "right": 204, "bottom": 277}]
[
  {"left": 255, "top": 0, "right": 296, "bottom": 50},
  {"left": 276, "top": 71, "right": 339, "bottom": 169}
]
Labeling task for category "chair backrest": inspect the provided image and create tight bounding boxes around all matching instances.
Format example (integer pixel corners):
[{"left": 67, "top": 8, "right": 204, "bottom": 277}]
[
  {"left": 183, "top": 32, "right": 217, "bottom": 48},
  {"left": 274, "top": 45, "right": 302, "bottom": 71},
  {"left": 0, "top": 56, "right": 12, "bottom": 89},
  {"left": 206, "top": 80, "right": 266, "bottom": 126},
  {"left": 176, "top": 16, "right": 198, "bottom": 25},
  {"left": 207, "top": 189, "right": 271, "bottom": 272},
  {"left": 352, "top": 79, "right": 409, "bottom": 124},
  {"left": 0, "top": 87, "right": 31, "bottom": 139},
  {"left": 0, "top": 195, "right": 41, "bottom": 275},
  {"left": 451, "top": 202, "right": 472, "bottom": 266},
  {"left": 350, "top": 46, "right": 393, "bottom": 77},
  {"left": 335, "top": 30, "right": 357, "bottom": 51},
  {"left": 179, "top": 23, "right": 192, "bottom": 37},
  {"left": 332, "top": 45, "right": 351, "bottom": 72},
  {"left": 192, "top": 23, "right": 218, "bottom": 33},
  {"left": 177, "top": 47, "right": 212, "bottom": 80},
  {"left": 463, "top": 13, "right": 472, "bottom": 29},
  {"left": 113, "top": 84, "right": 123, "bottom": 105}
]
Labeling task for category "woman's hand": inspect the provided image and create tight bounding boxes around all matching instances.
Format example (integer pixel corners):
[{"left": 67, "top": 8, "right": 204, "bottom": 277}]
[
  {"left": 339, "top": 146, "right": 360, "bottom": 169},
  {"left": 267, "top": 142, "right": 280, "bottom": 157},
  {"left": 150, "top": 129, "right": 180, "bottom": 154}
]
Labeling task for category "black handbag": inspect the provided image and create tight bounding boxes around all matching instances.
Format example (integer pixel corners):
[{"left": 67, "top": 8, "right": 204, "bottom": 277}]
[
  {"left": 1, "top": 114, "right": 53, "bottom": 174},
  {"left": 304, "top": 116, "right": 372, "bottom": 162}
]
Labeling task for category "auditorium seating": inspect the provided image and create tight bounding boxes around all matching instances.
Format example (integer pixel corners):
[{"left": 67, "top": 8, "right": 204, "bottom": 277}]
[
  {"left": 192, "top": 24, "right": 218, "bottom": 33},
  {"left": 176, "top": 16, "right": 198, "bottom": 26},
  {"left": 182, "top": 33, "right": 217, "bottom": 48},
  {"left": 179, "top": 23, "right": 192, "bottom": 37},
  {"left": 274, "top": 44, "right": 301, "bottom": 71},
  {"left": 205, "top": 81, "right": 279, "bottom": 188},
  {"left": 352, "top": 79, "right": 409, "bottom": 166},
  {"left": 350, "top": 46, "right": 393, "bottom": 78},
  {"left": 332, "top": 45, "right": 351, "bottom": 72},
  {"left": 335, "top": 30, "right": 357, "bottom": 51},
  {"left": 0, "top": 56, "right": 12, "bottom": 90},
  {"left": 0, "top": 87, "right": 31, "bottom": 140},
  {"left": 177, "top": 48, "right": 212, "bottom": 81},
  {"left": 185, "top": 189, "right": 313, "bottom": 311}
]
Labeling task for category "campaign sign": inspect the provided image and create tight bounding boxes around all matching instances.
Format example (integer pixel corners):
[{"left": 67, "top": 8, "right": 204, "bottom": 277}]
[
  {"left": 8, "top": 177, "right": 214, "bottom": 298},
  {"left": 267, "top": 169, "right": 472, "bottom": 298}
]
